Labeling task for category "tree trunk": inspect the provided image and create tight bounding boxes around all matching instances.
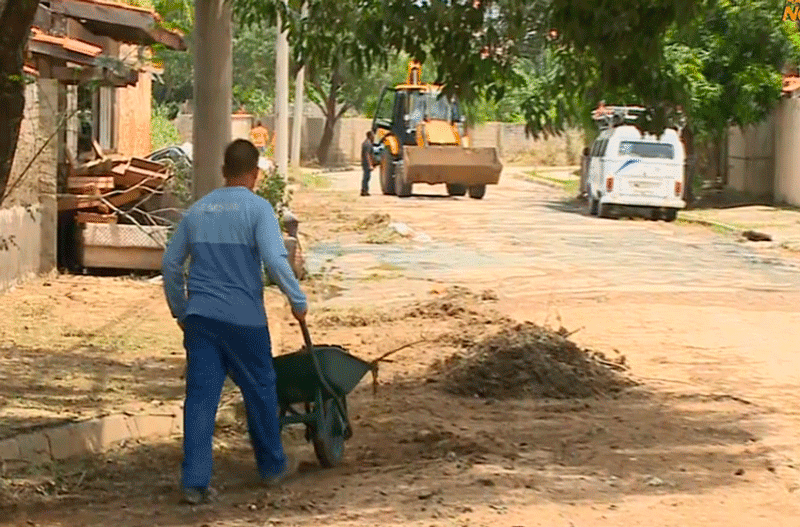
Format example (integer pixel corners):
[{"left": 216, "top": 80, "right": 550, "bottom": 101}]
[
  {"left": 680, "top": 124, "right": 695, "bottom": 206},
  {"left": 0, "top": 0, "right": 40, "bottom": 204},
  {"left": 315, "top": 74, "right": 340, "bottom": 165}
]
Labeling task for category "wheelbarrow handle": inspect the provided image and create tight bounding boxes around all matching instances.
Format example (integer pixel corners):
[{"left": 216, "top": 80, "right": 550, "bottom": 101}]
[{"left": 299, "top": 318, "right": 313, "bottom": 351}]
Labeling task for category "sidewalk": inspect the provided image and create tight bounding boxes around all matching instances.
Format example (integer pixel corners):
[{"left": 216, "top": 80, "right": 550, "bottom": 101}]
[{"left": 680, "top": 205, "right": 800, "bottom": 251}]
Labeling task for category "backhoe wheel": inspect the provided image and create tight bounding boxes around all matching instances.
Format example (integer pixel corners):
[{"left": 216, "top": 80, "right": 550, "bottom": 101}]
[
  {"left": 396, "top": 164, "right": 412, "bottom": 198},
  {"left": 380, "top": 150, "right": 395, "bottom": 195},
  {"left": 468, "top": 185, "right": 486, "bottom": 199},
  {"left": 446, "top": 184, "right": 466, "bottom": 196}
]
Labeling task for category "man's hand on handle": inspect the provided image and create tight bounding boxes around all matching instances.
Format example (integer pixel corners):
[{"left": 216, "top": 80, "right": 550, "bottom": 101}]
[{"left": 292, "top": 306, "right": 307, "bottom": 325}]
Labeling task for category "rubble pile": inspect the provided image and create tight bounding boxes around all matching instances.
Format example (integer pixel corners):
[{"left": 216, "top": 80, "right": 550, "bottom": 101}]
[{"left": 438, "top": 322, "right": 634, "bottom": 399}]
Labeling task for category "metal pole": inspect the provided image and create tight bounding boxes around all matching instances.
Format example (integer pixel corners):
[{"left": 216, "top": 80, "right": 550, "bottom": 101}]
[
  {"left": 290, "top": 4, "right": 306, "bottom": 170},
  {"left": 275, "top": 6, "right": 289, "bottom": 179},
  {"left": 193, "top": 0, "right": 232, "bottom": 201}
]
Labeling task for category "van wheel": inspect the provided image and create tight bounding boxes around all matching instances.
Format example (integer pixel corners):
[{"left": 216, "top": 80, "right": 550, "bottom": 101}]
[
  {"left": 663, "top": 208, "right": 678, "bottom": 222},
  {"left": 598, "top": 202, "right": 614, "bottom": 219},
  {"left": 588, "top": 194, "right": 599, "bottom": 216}
]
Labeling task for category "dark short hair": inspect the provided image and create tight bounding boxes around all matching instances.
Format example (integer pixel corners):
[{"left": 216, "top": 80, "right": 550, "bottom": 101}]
[
  {"left": 255, "top": 120, "right": 262, "bottom": 127},
  {"left": 223, "top": 139, "right": 259, "bottom": 178},
  {"left": 366, "top": 130, "right": 374, "bottom": 138}
]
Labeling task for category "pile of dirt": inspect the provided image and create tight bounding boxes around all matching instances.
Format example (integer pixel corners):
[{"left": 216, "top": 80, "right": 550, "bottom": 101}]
[
  {"left": 436, "top": 322, "right": 634, "bottom": 399},
  {"left": 313, "top": 307, "right": 397, "bottom": 328},
  {"left": 355, "top": 212, "right": 391, "bottom": 232},
  {"left": 405, "top": 286, "right": 506, "bottom": 323}
]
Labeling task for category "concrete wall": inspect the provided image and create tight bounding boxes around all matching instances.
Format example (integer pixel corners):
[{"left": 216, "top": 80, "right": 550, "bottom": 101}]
[
  {"left": 775, "top": 98, "right": 800, "bottom": 206},
  {"left": 727, "top": 115, "right": 775, "bottom": 196},
  {"left": 172, "top": 114, "right": 582, "bottom": 166},
  {"left": 0, "top": 78, "right": 58, "bottom": 292},
  {"left": 470, "top": 122, "right": 583, "bottom": 165}
]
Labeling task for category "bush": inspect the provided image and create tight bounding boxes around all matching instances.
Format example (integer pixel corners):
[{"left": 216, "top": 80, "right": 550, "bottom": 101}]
[
  {"left": 255, "top": 166, "right": 292, "bottom": 227},
  {"left": 151, "top": 104, "right": 181, "bottom": 151}
]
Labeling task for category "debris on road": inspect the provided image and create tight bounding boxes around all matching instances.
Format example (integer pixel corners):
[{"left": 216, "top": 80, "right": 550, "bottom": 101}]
[
  {"left": 742, "top": 230, "right": 772, "bottom": 242},
  {"left": 436, "top": 322, "right": 635, "bottom": 399}
]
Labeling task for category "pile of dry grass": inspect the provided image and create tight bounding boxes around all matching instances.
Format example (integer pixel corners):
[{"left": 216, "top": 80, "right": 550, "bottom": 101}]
[{"left": 437, "top": 322, "right": 634, "bottom": 399}]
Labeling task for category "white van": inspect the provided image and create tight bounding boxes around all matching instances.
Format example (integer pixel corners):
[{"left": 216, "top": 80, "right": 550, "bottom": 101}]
[{"left": 585, "top": 124, "right": 686, "bottom": 221}]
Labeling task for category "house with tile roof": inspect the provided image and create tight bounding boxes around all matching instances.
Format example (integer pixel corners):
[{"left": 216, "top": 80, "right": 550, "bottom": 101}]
[{"left": 0, "top": 0, "right": 185, "bottom": 291}]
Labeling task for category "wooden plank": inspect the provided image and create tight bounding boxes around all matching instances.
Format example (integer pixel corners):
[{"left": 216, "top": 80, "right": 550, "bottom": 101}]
[
  {"left": 67, "top": 176, "right": 114, "bottom": 193},
  {"left": 76, "top": 212, "right": 117, "bottom": 224},
  {"left": 107, "top": 187, "right": 146, "bottom": 207},
  {"left": 113, "top": 166, "right": 168, "bottom": 189},
  {"left": 58, "top": 195, "right": 101, "bottom": 211},
  {"left": 129, "top": 157, "right": 168, "bottom": 174},
  {"left": 72, "top": 158, "right": 114, "bottom": 176},
  {"left": 81, "top": 246, "right": 164, "bottom": 271},
  {"left": 92, "top": 139, "right": 106, "bottom": 160}
]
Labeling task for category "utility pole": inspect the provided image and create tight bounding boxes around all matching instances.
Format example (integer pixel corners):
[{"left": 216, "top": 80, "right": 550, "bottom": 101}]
[
  {"left": 290, "top": 3, "right": 306, "bottom": 170},
  {"left": 193, "top": 0, "right": 232, "bottom": 201},
  {"left": 275, "top": 5, "right": 289, "bottom": 179}
]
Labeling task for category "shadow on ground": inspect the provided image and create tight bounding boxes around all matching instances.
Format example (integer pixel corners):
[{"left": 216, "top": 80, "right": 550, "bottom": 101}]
[
  {"left": 0, "top": 373, "right": 770, "bottom": 526},
  {"left": 0, "top": 345, "right": 184, "bottom": 439}
]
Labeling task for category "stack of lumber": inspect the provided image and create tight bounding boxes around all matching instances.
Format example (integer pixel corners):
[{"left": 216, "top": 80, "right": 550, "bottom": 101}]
[
  {"left": 58, "top": 141, "right": 172, "bottom": 223},
  {"left": 58, "top": 142, "right": 174, "bottom": 272}
]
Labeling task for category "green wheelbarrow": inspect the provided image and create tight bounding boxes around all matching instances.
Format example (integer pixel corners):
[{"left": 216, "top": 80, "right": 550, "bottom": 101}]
[{"left": 272, "top": 320, "right": 373, "bottom": 468}]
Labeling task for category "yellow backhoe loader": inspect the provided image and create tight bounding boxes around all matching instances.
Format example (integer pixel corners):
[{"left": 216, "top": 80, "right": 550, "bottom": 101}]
[{"left": 370, "top": 62, "right": 502, "bottom": 199}]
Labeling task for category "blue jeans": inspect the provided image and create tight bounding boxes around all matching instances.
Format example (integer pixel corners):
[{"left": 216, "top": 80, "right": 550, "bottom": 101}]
[
  {"left": 361, "top": 164, "right": 371, "bottom": 193},
  {"left": 181, "top": 315, "right": 286, "bottom": 489}
]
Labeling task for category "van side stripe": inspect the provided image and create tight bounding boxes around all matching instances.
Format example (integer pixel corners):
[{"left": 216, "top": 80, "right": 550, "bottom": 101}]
[{"left": 615, "top": 159, "right": 640, "bottom": 174}]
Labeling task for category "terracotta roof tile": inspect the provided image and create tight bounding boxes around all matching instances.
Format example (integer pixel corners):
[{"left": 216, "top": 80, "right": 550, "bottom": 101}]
[
  {"left": 782, "top": 75, "right": 800, "bottom": 93},
  {"left": 30, "top": 27, "right": 103, "bottom": 58}
]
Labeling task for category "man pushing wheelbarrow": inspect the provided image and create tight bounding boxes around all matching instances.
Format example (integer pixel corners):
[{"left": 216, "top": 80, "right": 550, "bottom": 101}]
[{"left": 162, "top": 139, "right": 309, "bottom": 505}]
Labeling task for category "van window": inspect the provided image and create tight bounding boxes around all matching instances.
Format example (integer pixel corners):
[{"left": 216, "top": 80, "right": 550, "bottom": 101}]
[
  {"left": 590, "top": 140, "right": 599, "bottom": 157},
  {"left": 619, "top": 141, "right": 674, "bottom": 159},
  {"left": 598, "top": 138, "right": 609, "bottom": 157}
]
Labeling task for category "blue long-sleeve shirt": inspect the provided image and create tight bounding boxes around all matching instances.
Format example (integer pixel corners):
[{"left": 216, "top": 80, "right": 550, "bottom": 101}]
[{"left": 161, "top": 186, "right": 307, "bottom": 327}]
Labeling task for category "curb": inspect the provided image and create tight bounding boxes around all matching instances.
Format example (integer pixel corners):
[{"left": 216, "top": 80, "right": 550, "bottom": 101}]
[
  {"left": 0, "top": 404, "right": 182, "bottom": 467},
  {"left": 677, "top": 214, "right": 740, "bottom": 233}
]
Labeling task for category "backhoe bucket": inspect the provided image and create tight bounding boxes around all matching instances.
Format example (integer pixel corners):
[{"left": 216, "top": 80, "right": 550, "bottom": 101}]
[{"left": 403, "top": 146, "right": 502, "bottom": 186}]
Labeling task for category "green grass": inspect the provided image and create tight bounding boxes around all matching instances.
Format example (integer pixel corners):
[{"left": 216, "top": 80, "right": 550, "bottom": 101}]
[
  {"left": 522, "top": 170, "right": 580, "bottom": 197},
  {"left": 301, "top": 172, "right": 331, "bottom": 189}
]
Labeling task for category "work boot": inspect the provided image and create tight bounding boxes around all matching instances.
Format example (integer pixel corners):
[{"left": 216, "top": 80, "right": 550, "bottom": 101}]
[
  {"left": 261, "top": 455, "right": 299, "bottom": 487},
  {"left": 180, "top": 486, "right": 217, "bottom": 505},
  {"left": 360, "top": 189, "right": 369, "bottom": 196}
]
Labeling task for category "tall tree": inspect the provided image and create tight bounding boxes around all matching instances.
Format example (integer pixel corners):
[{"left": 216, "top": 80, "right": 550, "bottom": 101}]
[{"left": 0, "top": 0, "right": 43, "bottom": 205}]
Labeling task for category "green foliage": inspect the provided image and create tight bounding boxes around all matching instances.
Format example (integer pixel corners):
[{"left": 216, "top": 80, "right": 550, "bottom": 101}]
[
  {"left": 151, "top": 104, "right": 181, "bottom": 150},
  {"left": 255, "top": 168, "right": 292, "bottom": 222}
]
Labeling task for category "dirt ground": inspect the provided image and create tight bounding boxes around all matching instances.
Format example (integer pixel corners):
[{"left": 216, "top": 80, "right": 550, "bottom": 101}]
[{"left": 2, "top": 170, "right": 800, "bottom": 526}]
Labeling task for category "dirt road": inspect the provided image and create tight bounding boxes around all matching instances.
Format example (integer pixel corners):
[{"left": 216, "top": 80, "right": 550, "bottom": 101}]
[{"left": 3, "top": 169, "right": 800, "bottom": 526}]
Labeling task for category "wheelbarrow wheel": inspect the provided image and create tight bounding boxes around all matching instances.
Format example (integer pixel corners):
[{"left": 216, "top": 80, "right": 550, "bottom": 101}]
[{"left": 312, "top": 398, "right": 346, "bottom": 468}]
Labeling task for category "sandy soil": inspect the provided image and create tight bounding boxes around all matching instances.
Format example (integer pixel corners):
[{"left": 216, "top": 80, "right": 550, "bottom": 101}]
[{"left": 2, "top": 170, "right": 800, "bottom": 526}]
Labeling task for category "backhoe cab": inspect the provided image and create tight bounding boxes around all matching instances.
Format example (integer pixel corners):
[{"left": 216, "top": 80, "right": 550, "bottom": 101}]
[{"left": 370, "top": 61, "right": 502, "bottom": 199}]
